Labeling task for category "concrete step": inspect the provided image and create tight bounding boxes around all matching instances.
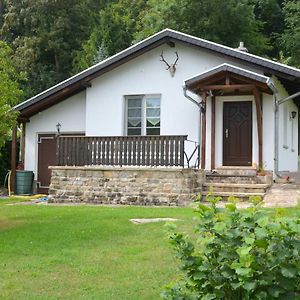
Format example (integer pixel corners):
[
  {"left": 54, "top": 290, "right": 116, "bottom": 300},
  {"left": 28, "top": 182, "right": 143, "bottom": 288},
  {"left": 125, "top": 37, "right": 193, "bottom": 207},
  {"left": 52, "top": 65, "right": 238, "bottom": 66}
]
[
  {"left": 203, "top": 183, "right": 269, "bottom": 194},
  {"left": 202, "top": 191, "right": 265, "bottom": 201},
  {"left": 214, "top": 167, "right": 257, "bottom": 176}
]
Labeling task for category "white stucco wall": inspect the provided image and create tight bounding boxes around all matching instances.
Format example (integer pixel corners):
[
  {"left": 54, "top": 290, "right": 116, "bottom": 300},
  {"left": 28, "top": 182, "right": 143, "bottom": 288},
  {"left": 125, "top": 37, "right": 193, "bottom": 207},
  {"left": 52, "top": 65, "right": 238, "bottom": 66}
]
[
  {"left": 24, "top": 41, "right": 298, "bottom": 173},
  {"left": 25, "top": 91, "right": 86, "bottom": 177},
  {"left": 85, "top": 43, "right": 268, "bottom": 167},
  {"left": 275, "top": 78, "right": 299, "bottom": 172}
]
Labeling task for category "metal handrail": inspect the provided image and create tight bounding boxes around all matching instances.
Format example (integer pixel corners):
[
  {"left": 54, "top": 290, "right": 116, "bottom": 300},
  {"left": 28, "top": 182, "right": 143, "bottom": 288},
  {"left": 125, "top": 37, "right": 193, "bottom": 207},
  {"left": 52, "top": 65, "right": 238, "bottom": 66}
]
[{"left": 184, "top": 140, "right": 200, "bottom": 168}]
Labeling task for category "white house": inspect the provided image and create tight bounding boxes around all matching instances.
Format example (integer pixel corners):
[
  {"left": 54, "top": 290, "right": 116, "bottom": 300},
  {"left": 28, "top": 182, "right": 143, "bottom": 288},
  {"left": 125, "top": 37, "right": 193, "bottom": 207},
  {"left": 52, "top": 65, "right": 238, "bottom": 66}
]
[{"left": 13, "top": 29, "right": 300, "bottom": 200}]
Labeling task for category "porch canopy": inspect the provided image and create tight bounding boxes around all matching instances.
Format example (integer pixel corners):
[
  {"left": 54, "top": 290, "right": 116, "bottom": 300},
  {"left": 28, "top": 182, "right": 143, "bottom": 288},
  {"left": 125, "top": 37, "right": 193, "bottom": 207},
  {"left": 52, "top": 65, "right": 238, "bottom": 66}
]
[{"left": 184, "top": 63, "right": 272, "bottom": 169}]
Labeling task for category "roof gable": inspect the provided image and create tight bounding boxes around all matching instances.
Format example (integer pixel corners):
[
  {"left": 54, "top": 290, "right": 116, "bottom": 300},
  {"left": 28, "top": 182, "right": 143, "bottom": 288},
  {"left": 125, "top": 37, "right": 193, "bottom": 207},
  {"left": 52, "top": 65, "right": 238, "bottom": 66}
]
[{"left": 15, "top": 28, "right": 300, "bottom": 118}]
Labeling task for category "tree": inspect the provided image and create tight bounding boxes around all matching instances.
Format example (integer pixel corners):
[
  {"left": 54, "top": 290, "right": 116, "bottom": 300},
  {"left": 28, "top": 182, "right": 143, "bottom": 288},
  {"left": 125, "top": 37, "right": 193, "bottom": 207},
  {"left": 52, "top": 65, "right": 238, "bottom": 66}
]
[
  {"left": 1, "top": 0, "right": 104, "bottom": 99},
  {"left": 135, "top": 0, "right": 271, "bottom": 56},
  {"left": 250, "top": 0, "right": 285, "bottom": 59},
  {"left": 73, "top": 0, "right": 147, "bottom": 72},
  {"left": 93, "top": 41, "right": 109, "bottom": 65},
  {"left": 0, "top": 41, "right": 24, "bottom": 149},
  {"left": 280, "top": 0, "right": 300, "bottom": 68}
]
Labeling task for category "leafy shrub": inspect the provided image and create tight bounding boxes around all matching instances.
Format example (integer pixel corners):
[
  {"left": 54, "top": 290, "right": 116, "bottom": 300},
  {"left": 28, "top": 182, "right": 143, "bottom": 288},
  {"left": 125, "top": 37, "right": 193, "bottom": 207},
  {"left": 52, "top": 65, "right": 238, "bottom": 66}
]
[
  {"left": 0, "top": 139, "right": 12, "bottom": 186},
  {"left": 162, "top": 197, "right": 300, "bottom": 299}
]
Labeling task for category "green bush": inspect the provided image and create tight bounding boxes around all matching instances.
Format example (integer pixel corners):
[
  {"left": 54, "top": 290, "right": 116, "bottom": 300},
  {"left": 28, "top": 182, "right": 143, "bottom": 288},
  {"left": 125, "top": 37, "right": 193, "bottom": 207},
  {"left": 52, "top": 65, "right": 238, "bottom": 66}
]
[
  {"left": 0, "top": 139, "right": 12, "bottom": 186},
  {"left": 162, "top": 197, "right": 300, "bottom": 299}
]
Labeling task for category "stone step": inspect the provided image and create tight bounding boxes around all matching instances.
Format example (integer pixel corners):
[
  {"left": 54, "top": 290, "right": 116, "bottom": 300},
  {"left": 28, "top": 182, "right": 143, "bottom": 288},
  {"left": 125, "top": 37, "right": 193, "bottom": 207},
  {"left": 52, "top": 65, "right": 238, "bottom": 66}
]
[
  {"left": 206, "top": 174, "right": 260, "bottom": 184},
  {"left": 202, "top": 191, "right": 265, "bottom": 201},
  {"left": 203, "top": 183, "right": 269, "bottom": 194},
  {"left": 214, "top": 167, "right": 257, "bottom": 176}
]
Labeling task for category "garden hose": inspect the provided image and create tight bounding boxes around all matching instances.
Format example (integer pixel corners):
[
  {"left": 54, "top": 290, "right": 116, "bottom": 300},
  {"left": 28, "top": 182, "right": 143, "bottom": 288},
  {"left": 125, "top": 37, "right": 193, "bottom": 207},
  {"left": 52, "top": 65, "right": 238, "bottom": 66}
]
[
  {"left": 3, "top": 171, "right": 10, "bottom": 191},
  {"left": 12, "top": 194, "right": 47, "bottom": 199},
  {"left": 3, "top": 170, "right": 46, "bottom": 199},
  {"left": 8, "top": 170, "right": 11, "bottom": 196}
]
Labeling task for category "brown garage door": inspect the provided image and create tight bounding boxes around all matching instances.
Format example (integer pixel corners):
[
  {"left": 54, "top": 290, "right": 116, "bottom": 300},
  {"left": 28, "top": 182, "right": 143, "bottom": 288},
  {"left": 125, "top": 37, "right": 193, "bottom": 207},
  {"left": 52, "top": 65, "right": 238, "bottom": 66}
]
[{"left": 37, "top": 133, "right": 85, "bottom": 194}]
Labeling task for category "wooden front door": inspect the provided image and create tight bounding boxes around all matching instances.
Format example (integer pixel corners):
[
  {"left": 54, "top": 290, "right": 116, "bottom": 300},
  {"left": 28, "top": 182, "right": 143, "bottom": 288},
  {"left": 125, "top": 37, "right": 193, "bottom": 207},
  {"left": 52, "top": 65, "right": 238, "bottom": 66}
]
[
  {"left": 37, "top": 134, "right": 57, "bottom": 194},
  {"left": 223, "top": 101, "right": 252, "bottom": 166}
]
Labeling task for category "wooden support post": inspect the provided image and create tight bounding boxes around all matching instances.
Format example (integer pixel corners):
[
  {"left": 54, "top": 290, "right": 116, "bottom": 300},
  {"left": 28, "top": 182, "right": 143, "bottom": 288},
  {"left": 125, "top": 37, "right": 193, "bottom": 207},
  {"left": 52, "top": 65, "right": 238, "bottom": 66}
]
[
  {"left": 211, "top": 95, "right": 216, "bottom": 170},
  {"left": 201, "top": 92, "right": 207, "bottom": 169},
  {"left": 11, "top": 125, "right": 18, "bottom": 195},
  {"left": 20, "top": 122, "right": 26, "bottom": 169},
  {"left": 253, "top": 88, "right": 263, "bottom": 169}
]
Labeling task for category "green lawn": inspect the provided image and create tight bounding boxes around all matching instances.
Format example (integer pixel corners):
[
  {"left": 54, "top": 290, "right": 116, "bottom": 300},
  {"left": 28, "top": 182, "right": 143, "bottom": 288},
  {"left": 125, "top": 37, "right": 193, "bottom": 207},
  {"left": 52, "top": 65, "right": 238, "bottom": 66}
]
[
  {"left": 0, "top": 198, "right": 196, "bottom": 300},
  {"left": 0, "top": 199, "right": 299, "bottom": 300}
]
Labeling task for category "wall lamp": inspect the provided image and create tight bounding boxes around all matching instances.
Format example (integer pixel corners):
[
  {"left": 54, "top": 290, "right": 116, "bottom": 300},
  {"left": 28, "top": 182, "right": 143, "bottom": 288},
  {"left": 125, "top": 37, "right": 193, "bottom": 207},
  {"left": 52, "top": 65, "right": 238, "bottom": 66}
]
[
  {"left": 56, "top": 123, "right": 61, "bottom": 135},
  {"left": 290, "top": 111, "right": 297, "bottom": 119}
]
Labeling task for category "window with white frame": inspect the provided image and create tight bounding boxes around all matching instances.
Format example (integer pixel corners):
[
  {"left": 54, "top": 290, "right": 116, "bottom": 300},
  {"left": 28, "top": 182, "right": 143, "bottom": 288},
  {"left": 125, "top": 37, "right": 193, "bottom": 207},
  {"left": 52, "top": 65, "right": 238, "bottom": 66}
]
[{"left": 126, "top": 95, "right": 161, "bottom": 136}]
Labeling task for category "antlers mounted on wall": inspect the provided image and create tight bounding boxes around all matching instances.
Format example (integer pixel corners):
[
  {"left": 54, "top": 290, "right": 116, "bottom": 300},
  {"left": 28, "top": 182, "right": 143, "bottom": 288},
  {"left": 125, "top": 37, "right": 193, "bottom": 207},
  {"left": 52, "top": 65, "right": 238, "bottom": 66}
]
[{"left": 160, "top": 51, "right": 179, "bottom": 77}]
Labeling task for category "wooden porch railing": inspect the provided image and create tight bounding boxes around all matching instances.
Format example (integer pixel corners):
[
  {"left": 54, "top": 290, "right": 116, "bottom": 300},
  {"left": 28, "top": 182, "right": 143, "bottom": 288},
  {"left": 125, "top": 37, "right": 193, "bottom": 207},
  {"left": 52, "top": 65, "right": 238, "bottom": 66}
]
[{"left": 57, "top": 135, "right": 187, "bottom": 167}]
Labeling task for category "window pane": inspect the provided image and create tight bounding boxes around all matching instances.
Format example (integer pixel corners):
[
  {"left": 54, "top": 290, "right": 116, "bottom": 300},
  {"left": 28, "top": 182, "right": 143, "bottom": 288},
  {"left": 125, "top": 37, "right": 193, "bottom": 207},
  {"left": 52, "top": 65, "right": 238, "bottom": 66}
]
[
  {"left": 127, "top": 98, "right": 142, "bottom": 135},
  {"left": 128, "top": 108, "right": 141, "bottom": 118},
  {"left": 146, "top": 98, "right": 160, "bottom": 136},
  {"left": 128, "top": 128, "right": 141, "bottom": 135},
  {"left": 128, "top": 98, "right": 142, "bottom": 108},
  {"left": 147, "top": 128, "right": 160, "bottom": 135},
  {"left": 146, "top": 98, "right": 160, "bottom": 108},
  {"left": 128, "top": 119, "right": 141, "bottom": 127},
  {"left": 146, "top": 107, "right": 160, "bottom": 117},
  {"left": 147, "top": 119, "right": 160, "bottom": 127}
]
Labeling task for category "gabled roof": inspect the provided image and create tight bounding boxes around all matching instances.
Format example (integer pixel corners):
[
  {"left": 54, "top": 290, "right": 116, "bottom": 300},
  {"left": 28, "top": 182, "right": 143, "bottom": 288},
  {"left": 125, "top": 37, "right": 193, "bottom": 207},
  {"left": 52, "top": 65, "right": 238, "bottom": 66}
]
[
  {"left": 15, "top": 28, "right": 300, "bottom": 118},
  {"left": 184, "top": 63, "right": 272, "bottom": 95},
  {"left": 185, "top": 63, "right": 270, "bottom": 87}
]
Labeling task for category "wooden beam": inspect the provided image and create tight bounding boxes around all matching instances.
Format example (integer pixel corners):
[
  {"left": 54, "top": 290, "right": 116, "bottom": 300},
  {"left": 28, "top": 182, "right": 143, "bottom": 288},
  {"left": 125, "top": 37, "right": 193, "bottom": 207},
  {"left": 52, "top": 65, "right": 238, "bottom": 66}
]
[
  {"left": 81, "top": 81, "right": 92, "bottom": 88},
  {"left": 225, "top": 74, "right": 230, "bottom": 85},
  {"left": 253, "top": 88, "right": 263, "bottom": 169},
  {"left": 228, "top": 73, "right": 273, "bottom": 92},
  {"left": 201, "top": 92, "right": 207, "bottom": 169},
  {"left": 11, "top": 125, "right": 18, "bottom": 195},
  {"left": 20, "top": 122, "right": 26, "bottom": 169},
  {"left": 201, "top": 84, "right": 256, "bottom": 91},
  {"left": 215, "top": 91, "right": 255, "bottom": 96},
  {"left": 17, "top": 117, "right": 30, "bottom": 123},
  {"left": 211, "top": 95, "right": 216, "bottom": 170}
]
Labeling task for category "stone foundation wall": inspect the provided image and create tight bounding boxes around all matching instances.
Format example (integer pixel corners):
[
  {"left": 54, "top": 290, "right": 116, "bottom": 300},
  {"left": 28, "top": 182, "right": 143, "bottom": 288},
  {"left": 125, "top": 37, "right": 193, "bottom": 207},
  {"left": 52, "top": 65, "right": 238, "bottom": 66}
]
[{"left": 48, "top": 166, "right": 204, "bottom": 206}]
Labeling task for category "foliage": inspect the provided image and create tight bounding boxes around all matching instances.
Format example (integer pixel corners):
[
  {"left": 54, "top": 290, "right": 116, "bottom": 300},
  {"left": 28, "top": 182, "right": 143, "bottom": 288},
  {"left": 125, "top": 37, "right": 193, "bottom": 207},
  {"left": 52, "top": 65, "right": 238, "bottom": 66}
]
[
  {"left": 0, "top": 41, "right": 24, "bottom": 149},
  {"left": 162, "top": 197, "right": 300, "bottom": 299},
  {"left": 1, "top": 0, "right": 108, "bottom": 99},
  {"left": 0, "top": 139, "right": 11, "bottom": 186},
  {"left": 72, "top": 0, "right": 146, "bottom": 72},
  {"left": 250, "top": 0, "right": 285, "bottom": 58},
  {"left": 135, "top": 0, "right": 271, "bottom": 56},
  {"left": 0, "top": 0, "right": 298, "bottom": 100},
  {"left": 280, "top": 0, "right": 300, "bottom": 68}
]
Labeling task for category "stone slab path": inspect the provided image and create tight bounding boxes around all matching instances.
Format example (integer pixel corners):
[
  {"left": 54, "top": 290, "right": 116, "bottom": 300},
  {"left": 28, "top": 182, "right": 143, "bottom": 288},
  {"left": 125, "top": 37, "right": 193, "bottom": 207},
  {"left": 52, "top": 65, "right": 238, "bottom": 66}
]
[
  {"left": 130, "top": 218, "right": 179, "bottom": 224},
  {"left": 263, "top": 183, "right": 300, "bottom": 208}
]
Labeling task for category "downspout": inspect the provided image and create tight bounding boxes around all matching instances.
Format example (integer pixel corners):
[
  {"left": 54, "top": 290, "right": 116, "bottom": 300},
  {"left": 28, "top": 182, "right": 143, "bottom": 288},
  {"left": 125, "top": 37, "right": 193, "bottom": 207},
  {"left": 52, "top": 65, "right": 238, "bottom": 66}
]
[
  {"left": 183, "top": 86, "right": 203, "bottom": 146},
  {"left": 267, "top": 78, "right": 300, "bottom": 177},
  {"left": 183, "top": 86, "right": 205, "bottom": 167}
]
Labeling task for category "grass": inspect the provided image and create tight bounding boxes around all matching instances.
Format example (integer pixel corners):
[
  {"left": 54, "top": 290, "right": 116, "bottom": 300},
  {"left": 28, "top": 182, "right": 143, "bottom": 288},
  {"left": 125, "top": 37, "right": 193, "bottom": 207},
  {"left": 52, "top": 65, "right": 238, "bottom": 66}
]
[
  {"left": 0, "top": 198, "right": 299, "bottom": 300},
  {"left": 0, "top": 198, "right": 196, "bottom": 300}
]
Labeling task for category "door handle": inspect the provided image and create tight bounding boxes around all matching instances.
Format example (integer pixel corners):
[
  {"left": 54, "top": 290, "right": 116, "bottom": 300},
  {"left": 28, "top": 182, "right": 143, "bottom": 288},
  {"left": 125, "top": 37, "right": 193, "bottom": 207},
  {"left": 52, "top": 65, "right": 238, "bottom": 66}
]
[{"left": 225, "top": 129, "right": 229, "bottom": 138}]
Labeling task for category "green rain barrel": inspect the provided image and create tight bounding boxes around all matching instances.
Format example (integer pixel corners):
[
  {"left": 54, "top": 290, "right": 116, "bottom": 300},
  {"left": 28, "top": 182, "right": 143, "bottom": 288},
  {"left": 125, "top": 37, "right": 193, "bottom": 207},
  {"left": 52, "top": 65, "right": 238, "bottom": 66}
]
[{"left": 16, "top": 170, "right": 34, "bottom": 195}]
